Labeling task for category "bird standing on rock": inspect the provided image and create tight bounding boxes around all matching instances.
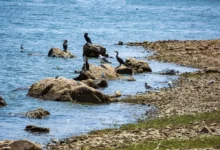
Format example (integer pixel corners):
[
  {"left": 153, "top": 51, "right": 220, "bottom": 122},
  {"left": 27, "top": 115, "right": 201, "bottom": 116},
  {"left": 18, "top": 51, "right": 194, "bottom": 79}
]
[
  {"left": 114, "top": 51, "right": 126, "bottom": 68},
  {"left": 63, "top": 40, "right": 68, "bottom": 52},
  {"left": 84, "top": 33, "right": 92, "bottom": 44},
  {"left": 20, "top": 44, "right": 24, "bottom": 52},
  {"left": 85, "top": 57, "right": 92, "bottom": 73},
  {"left": 98, "top": 55, "right": 111, "bottom": 64}
]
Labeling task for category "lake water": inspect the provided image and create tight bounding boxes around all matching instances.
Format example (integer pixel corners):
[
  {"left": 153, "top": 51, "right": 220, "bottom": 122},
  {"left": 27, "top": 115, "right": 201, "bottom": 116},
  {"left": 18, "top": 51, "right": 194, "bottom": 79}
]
[{"left": 0, "top": 0, "right": 219, "bottom": 147}]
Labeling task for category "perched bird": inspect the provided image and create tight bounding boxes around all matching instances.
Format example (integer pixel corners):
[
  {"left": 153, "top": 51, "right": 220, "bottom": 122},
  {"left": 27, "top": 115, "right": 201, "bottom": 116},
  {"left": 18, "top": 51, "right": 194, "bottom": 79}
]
[
  {"left": 98, "top": 55, "right": 111, "bottom": 64},
  {"left": 63, "top": 40, "right": 68, "bottom": 52},
  {"left": 85, "top": 57, "right": 92, "bottom": 72},
  {"left": 168, "top": 80, "right": 173, "bottom": 88},
  {"left": 145, "top": 83, "right": 152, "bottom": 89},
  {"left": 55, "top": 76, "right": 59, "bottom": 79},
  {"left": 84, "top": 33, "right": 92, "bottom": 44},
  {"left": 20, "top": 44, "right": 24, "bottom": 52},
  {"left": 101, "top": 72, "right": 105, "bottom": 79},
  {"left": 114, "top": 51, "right": 126, "bottom": 68}
]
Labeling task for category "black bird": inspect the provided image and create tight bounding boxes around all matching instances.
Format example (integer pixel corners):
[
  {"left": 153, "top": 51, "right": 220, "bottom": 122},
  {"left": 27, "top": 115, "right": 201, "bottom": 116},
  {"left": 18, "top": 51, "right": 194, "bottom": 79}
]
[
  {"left": 84, "top": 33, "right": 92, "bottom": 44},
  {"left": 20, "top": 44, "right": 24, "bottom": 52},
  {"left": 115, "top": 51, "right": 126, "bottom": 68},
  {"left": 85, "top": 57, "right": 92, "bottom": 72},
  {"left": 63, "top": 40, "right": 68, "bottom": 52}
]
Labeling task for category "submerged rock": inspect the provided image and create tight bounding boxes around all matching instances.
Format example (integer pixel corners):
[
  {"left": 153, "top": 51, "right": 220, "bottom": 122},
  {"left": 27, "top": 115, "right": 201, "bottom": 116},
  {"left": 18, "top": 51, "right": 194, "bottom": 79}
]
[
  {"left": 82, "top": 79, "right": 108, "bottom": 89},
  {"left": 83, "top": 44, "right": 106, "bottom": 57},
  {"left": 116, "top": 41, "right": 124, "bottom": 45},
  {"left": 25, "top": 108, "right": 50, "bottom": 119},
  {"left": 159, "top": 69, "right": 179, "bottom": 75},
  {"left": 28, "top": 77, "right": 111, "bottom": 103},
  {"left": 25, "top": 125, "right": 50, "bottom": 133},
  {"left": 48, "top": 48, "right": 75, "bottom": 58},
  {"left": 74, "top": 64, "right": 118, "bottom": 81},
  {"left": 0, "top": 96, "right": 7, "bottom": 107},
  {"left": 125, "top": 57, "right": 152, "bottom": 73},
  {"left": 0, "top": 140, "right": 42, "bottom": 150}
]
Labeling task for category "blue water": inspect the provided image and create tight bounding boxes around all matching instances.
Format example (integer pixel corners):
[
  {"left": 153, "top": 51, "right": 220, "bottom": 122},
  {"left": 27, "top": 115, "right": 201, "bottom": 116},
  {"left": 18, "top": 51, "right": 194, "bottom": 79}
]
[{"left": 0, "top": 0, "right": 219, "bottom": 146}]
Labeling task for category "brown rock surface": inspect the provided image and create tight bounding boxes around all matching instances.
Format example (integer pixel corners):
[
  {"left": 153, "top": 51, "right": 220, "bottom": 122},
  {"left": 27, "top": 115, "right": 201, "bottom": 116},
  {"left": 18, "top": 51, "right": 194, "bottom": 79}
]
[
  {"left": 25, "top": 108, "right": 50, "bottom": 119},
  {"left": 0, "top": 140, "right": 42, "bottom": 150},
  {"left": 74, "top": 64, "right": 118, "bottom": 81},
  {"left": 28, "top": 77, "right": 111, "bottom": 103},
  {"left": 125, "top": 57, "right": 152, "bottom": 73},
  {"left": 25, "top": 125, "right": 50, "bottom": 133},
  {"left": 83, "top": 44, "right": 106, "bottom": 57},
  {"left": 0, "top": 96, "right": 7, "bottom": 107},
  {"left": 48, "top": 48, "right": 75, "bottom": 58}
]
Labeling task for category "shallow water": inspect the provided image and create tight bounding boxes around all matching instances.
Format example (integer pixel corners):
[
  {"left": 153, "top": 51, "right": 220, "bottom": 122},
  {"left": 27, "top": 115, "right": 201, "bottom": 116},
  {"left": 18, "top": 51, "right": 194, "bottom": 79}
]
[{"left": 0, "top": 0, "right": 220, "bottom": 146}]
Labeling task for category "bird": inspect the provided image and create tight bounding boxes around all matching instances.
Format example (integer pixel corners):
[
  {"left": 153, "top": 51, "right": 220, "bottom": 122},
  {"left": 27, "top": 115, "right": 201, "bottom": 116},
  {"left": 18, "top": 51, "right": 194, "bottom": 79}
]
[
  {"left": 101, "top": 72, "right": 106, "bottom": 79},
  {"left": 85, "top": 57, "right": 92, "bottom": 73},
  {"left": 168, "top": 80, "right": 173, "bottom": 88},
  {"left": 84, "top": 33, "right": 92, "bottom": 44},
  {"left": 63, "top": 40, "right": 68, "bottom": 52},
  {"left": 145, "top": 83, "right": 152, "bottom": 89},
  {"left": 20, "top": 44, "right": 24, "bottom": 52},
  {"left": 114, "top": 51, "right": 126, "bottom": 68},
  {"left": 98, "top": 55, "right": 111, "bottom": 64}
]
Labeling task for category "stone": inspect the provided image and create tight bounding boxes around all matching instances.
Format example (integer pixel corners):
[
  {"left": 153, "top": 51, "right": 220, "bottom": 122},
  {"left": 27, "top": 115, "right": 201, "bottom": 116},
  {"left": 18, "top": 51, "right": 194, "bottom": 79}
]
[
  {"left": 83, "top": 44, "right": 106, "bottom": 57},
  {"left": 125, "top": 57, "right": 152, "bottom": 73},
  {"left": 159, "top": 69, "right": 179, "bottom": 75},
  {"left": 74, "top": 64, "right": 118, "bottom": 81},
  {"left": 0, "top": 96, "right": 7, "bottom": 107},
  {"left": 0, "top": 140, "right": 42, "bottom": 150},
  {"left": 115, "top": 66, "right": 133, "bottom": 75},
  {"left": 97, "top": 80, "right": 108, "bottom": 88},
  {"left": 200, "top": 126, "right": 212, "bottom": 134},
  {"left": 25, "top": 108, "right": 50, "bottom": 119},
  {"left": 48, "top": 48, "right": 75, "bottom": 58},
  {"left": 25, "top": 125, "right": 50, "bottom": 133},
  {"left": 117, "top": 41, "right": 124, "bottom": 45},
  {"left": 28, "top": 77, "right": 111, "bottom": 103}
]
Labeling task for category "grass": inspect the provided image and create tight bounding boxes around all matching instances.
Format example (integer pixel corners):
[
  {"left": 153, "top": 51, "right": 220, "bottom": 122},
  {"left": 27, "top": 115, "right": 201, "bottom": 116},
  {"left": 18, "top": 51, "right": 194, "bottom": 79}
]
[
  {"left": 114, "top": 136, "right": 220, "bottom": 150},
  {"left": 90, "top": 110, "right": 220, "bottom": 135},
  {"left": 121, "top": 110, "right": 220, "bottom": 130}
]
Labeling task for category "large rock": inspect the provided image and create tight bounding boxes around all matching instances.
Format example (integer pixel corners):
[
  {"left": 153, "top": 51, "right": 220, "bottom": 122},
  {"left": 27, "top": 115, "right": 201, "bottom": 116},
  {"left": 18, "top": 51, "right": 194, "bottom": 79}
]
[
  {"left": 48, "top": 48, "right": 75, "bottom": 58},
  {"left": 115, "top": 65, "right": 133, "bottom": 75},
  {"left": 0, "top": 96, "right": 7, "bottom": 107},
  {"left": 25, "top": 108, "right": 50, "bottom": 119},
  {"left": 74, "top": 64, "right": 118, "bottom": 81},
  {"left": 25, "top": 125, "right": 50, "bottom": 133},
  {"left": 0, "top": 140, "right": 42, "bottom": 150},
  {"left": 83, "top": 44, "right": 106, "bottom": 57},
  {"left": 81, "top": 79, "right": 108, "bottom": 89},
  {"left": 125, "top": 57, "right": 152, "bottom": 73},
  {"left": 27, "top": 77, "right": 111, "bottom": 103}
]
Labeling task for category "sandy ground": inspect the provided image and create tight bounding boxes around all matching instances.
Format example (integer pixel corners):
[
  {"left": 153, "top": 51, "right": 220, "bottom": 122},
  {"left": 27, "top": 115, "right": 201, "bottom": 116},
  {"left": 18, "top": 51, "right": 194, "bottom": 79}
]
[{"left": 46, "top": 39, "right": 220, "bottom": 150}]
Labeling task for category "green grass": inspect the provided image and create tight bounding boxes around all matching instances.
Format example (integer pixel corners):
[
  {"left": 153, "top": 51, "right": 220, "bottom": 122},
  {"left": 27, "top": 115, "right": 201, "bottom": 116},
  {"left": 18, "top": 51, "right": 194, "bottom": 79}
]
[
  {"left": 114, "top": 136, "right": 220, "bottom": 150},
  {"left": 121, "top": 110, "right": 220, "bottom": 131},
  {"left": 91, "top": 110, "right": 220, "bottom": 135}
]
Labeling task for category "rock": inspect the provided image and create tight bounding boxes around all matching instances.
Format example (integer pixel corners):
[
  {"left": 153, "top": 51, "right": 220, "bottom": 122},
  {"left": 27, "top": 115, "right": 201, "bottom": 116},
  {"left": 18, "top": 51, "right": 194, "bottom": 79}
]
[
  {"left": 25, "top": 125, "right": 50, "bottom": 133},
  {"left": 97, "top": 80, "right": 108, "bottom": 88},
  {"left": 83, "top": 44, "right": 106, "bottom": 57},
  {"left": 125, "top": 57, "right": 152, "bottom": 73},
  {"left": 109, "top": 91, "right": 121, "bottom": 98},
  {"left": 0, "top": 96, "right": 7, "bottom": 107},
  {"left": 28, "top": 77, "right": 111, "bottom": 103},
  {"left": 81, "top": 79, "right": 99, "bottom": 89},
  {"left": 74, "top": 64, "right": 118, "bottom": 81},
  {"left": 48, "top": 48, "right": 75, "bottom": 58},
  {"left": 200, "top": 126, "right": 213, "bottom": 134},
  {"left": 117, "top": 41, "right": 124, "bottom": 45},
  {"left": 159, "top": 69, "right": 179, "bottom": 75},
  {"left": 25, "top": 108, "right": 50, "bottom": 119},
  {"left": 115, "top": 65, "right": 133, "bottom": 75},
  {"left": 0, "top": 140, "right": 42, "bottom": 150}
]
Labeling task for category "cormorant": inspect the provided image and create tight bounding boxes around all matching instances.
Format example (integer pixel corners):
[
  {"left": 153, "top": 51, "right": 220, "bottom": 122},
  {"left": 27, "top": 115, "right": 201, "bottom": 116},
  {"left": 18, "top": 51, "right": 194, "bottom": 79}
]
[
  {"left": 145, "top": 83, "right": 152, "bottom": 89},
  {"left": 84, "top": 33, "right": 92, "bottom": 44},
  {"left": 114, "top": 51, "right": 126, "bottom": 68},
  {"left": 85, "top": 57, "right": 92, "bottom": 72},
  {"left": 98, "top": 55, "right": 111, "bottom": 64},
  {"left": 63, "top": 40, "right": 68, "bottom": 52},
  {"left": 20, "top": 44, "right": 24, "bottom": 52}
]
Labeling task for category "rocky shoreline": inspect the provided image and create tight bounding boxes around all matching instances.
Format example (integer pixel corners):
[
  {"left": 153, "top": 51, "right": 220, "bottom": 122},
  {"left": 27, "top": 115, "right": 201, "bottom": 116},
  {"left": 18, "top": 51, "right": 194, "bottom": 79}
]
[{"left": 45, "top": 39, "right": 220, "bottom": 150}]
